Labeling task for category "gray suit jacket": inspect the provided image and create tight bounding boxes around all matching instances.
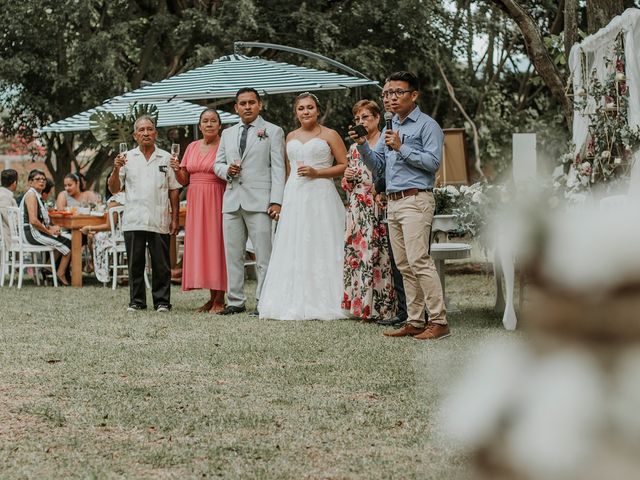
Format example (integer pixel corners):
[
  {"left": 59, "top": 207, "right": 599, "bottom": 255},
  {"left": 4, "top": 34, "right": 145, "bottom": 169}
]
[{"left": 214, "top": 116, "right": 286, "bottom": 214}]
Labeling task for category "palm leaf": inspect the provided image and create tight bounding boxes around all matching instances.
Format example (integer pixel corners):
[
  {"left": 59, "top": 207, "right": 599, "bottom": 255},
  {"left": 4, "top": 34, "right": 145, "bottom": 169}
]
[{"left": 89, "top": 103, "right": 160, "bottom": 150}]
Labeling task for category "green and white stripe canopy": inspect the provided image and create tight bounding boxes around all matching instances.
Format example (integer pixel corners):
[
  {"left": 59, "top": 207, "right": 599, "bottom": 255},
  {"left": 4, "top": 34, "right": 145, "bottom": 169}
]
[
  {"left": 113, "top": 54, "right": 378, "bottom": 103},
  {"left": 40, "top": 97, "right": 238, "bottom": 133}
]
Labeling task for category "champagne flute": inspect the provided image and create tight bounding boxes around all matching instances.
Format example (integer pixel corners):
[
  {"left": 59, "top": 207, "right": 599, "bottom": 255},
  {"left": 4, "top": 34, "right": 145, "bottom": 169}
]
[
  {"left": 119, "top": 142, "right": 128, "bottom": 164},
  {"left": 171, "top": 143, "right": 180, "bottom": 157},
  {"left": 232, "top": 158, "right": 241, "bottom": 177}
]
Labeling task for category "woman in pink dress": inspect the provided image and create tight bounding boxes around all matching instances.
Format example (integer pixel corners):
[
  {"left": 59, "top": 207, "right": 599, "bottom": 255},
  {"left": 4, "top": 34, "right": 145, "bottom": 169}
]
[{"left": 170, "top": 109, "right": 227, "bottom": 313}]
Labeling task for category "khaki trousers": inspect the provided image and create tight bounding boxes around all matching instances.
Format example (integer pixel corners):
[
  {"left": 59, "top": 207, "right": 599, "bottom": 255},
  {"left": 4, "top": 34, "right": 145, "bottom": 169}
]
[{"left": 387, "top": 191, "right": 447, "bottom": 327}]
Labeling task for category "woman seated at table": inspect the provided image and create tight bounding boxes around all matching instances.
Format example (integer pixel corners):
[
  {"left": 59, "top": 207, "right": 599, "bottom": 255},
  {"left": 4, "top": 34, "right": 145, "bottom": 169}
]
[
  {"left": 56, "top": 172, "right": 98, "bottom": 210},
  {"left": 80, "top": 191, "right": 125, "bottom": 283},
  {"left": 20, "top": 169, "right": 72, "bottom": 286}
]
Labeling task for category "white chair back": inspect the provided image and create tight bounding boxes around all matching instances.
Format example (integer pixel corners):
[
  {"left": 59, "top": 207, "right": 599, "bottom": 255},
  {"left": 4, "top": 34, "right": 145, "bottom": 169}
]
[
  {"left": 108, "top": 206, "right": 125, "bottom": 242},
  {"left": 512, "top": 133, "right": 537, "bottom": 184},
  {"left": 6, "top": 207, "right": 24, "bottom": 249}
]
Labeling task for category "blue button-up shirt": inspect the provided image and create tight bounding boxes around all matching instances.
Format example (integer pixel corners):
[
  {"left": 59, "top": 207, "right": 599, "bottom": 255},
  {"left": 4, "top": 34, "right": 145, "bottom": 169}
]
[{"left": 357, "top": 105, "right": 443, "bottom": 193}]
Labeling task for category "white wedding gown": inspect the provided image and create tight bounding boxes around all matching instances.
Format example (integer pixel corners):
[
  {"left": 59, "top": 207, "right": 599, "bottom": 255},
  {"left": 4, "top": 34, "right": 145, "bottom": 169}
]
[{"left": 259, "top": 138, "right": 346, "bottom": 320}]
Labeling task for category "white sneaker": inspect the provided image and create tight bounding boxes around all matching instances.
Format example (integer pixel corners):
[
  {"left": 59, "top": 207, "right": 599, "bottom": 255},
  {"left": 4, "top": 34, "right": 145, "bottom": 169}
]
[
  {"left": 156, "top": 305, "right": 170, "bottom": 313},
  {"left": 127, "top": 305, "right": 145, "bottom": 312}
]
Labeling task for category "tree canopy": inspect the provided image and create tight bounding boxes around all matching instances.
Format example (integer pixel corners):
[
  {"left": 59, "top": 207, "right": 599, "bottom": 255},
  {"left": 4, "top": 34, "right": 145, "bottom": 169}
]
[{"left": 1, "top": 0, "right": 638, "bottom": 190}]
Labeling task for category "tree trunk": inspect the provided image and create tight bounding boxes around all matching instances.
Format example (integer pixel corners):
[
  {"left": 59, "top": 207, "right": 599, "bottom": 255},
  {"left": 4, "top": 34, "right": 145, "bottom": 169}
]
[
  {"left": 43, "top": 133, "right": 75, "bottom": 194},
  {"left": 587, "top": 0, "right": 624, "bottom": 34},
  {"left": 564, "top": 0, "right": 578, "bottom": 59},
  {"left": 490, "top": 0, "right": 573, "bottom": 127},
  {"left": 485, "top": 16, "right": 496, "bottom": 81},
  {"left": 466, "top": 0, "right": 475, "bottom": 78}
]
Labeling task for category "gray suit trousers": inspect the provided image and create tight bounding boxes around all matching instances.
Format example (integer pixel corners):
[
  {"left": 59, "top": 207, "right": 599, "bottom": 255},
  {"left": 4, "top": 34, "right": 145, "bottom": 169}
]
[{"left": 223, "top": 208, "right": 273, "bottom": 307}]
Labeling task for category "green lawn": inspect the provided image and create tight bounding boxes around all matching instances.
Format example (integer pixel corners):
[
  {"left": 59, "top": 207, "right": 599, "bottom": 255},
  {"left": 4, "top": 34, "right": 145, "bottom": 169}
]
[{"left": 0, "top": 273, "right": 516, "bottom": 479}]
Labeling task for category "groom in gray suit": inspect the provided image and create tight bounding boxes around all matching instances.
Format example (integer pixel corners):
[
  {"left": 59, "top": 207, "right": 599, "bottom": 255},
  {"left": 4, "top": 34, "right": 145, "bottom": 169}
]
[{"left": 214, "top": 88, "right": 286, "bottom": 316}]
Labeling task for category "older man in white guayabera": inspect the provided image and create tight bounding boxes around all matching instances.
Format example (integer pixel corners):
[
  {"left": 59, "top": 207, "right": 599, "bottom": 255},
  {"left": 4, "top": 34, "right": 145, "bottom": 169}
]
[{"left": 108, "top": 115, "right": 181, "bottom": 313}]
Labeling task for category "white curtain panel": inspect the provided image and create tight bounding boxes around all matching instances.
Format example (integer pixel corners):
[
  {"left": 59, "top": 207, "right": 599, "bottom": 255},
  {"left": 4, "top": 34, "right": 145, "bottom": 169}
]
[{"left": 567, "top": 8, "right": 640, "bottom": 195}]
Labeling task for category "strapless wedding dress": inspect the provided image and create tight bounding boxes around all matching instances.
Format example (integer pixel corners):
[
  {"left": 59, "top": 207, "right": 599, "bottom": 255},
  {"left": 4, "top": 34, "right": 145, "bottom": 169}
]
[{"left": 259, "top": 138, "right": 346, "bottom": 320}]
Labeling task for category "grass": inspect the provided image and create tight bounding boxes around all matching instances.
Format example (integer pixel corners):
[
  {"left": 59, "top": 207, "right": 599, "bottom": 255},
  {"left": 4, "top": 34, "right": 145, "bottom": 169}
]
[{"left": 0, "top": 272, "right": 517, "bottom": 479}]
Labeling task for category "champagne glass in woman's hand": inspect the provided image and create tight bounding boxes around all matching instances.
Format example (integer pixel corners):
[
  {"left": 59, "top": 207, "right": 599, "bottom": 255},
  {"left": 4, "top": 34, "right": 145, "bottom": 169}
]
[
  {"left": 170, "top": 144, "right": 181, "bottom": 171},
  {"left": 171, "top": 143, "right": 180, "bottom": 157}
]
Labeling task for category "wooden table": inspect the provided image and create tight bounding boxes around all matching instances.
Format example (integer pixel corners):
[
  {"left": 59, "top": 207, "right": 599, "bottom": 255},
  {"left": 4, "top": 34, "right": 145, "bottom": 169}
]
[{"left": 50, "top": 213, "right": 107, "bottom": 287}]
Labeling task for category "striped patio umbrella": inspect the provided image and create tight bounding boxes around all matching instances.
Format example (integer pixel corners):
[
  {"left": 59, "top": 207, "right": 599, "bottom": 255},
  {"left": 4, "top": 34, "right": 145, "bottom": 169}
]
[
  {"left": 40, "top": 97, "right": 238, "bottom": 133},
  {"left": 112, "top": 54, "right": 378, "bottom": 103}
]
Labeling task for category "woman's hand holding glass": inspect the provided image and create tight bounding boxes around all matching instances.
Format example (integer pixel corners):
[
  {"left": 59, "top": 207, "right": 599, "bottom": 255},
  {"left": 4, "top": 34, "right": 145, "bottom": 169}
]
[
  {"left": 344, "top": 166, "right": 357, "bottom": 181},
  {"left": 297, "top": 165, "right": 317, "bottom": 178}
]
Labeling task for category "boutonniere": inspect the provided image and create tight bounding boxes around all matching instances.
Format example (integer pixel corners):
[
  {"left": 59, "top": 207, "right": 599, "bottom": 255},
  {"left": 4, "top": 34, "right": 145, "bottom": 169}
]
[
  {"left": 159, "top": 165, "right": 168, "bottom": 174},
  {"left": 256, "top": 128, "right": 268, "bottom": 140}
]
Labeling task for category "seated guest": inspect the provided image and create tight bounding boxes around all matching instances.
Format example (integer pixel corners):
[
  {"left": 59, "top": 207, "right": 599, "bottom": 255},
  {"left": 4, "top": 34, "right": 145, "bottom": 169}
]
[
  {"left": 80, "top": 191, "right": 125, "bottom": 283},
  {"left": 1, "top": 169, "right": 18, "bottom": 249},
  {"left": 41, "top": 178, "right": 55, "bottom": 204},
  {"left": 56, "top": 172, "right": 98, "bottom": 209},
  {"left": 20, "top": 169, "right": 72, "bottom": 286}
]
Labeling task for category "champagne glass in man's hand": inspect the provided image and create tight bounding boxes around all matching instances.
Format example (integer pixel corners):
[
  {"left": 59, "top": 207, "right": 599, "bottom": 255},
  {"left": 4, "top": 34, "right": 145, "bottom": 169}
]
[
  {"left": 228, "top": 159, "right": 242, "bottom": 177},
  {"left": 115, "top": 142, "right": 128, "bottom": 169}
]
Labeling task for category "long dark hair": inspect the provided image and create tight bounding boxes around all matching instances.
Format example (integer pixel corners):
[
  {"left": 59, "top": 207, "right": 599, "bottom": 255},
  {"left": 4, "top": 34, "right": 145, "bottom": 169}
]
[{"left": 65, "top": 172, "right": 86, "bottom": 192}]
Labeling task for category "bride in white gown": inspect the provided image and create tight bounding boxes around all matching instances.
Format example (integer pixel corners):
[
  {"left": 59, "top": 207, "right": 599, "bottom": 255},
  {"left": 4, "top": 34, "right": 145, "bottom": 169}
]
[{"left": 259, "top": 93, "right": 348, "bottom": 320}]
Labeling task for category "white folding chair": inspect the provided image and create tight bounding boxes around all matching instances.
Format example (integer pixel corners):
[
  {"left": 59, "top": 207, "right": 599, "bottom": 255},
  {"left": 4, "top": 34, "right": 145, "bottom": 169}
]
[
  {"left": 108, "top": 206, "right": 150, "bottom": 289},
  {"left": 5, "top": 207, "right": 58, "bottom": 289},
  {"left": 108, "top": 206, "right": 128, "bottom": 289}
]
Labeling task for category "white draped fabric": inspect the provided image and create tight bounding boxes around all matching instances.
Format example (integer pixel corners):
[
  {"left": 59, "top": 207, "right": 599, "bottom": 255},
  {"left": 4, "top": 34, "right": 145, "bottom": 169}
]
[{"left": 568, "top": 8, "right": 640, "bottom": 196}]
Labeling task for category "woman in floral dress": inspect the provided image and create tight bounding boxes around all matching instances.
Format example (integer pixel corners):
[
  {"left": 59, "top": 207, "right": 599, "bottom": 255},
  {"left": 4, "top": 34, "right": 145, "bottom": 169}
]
[{"left": 341, "top": 100, "right": 395, "bottom": 321}]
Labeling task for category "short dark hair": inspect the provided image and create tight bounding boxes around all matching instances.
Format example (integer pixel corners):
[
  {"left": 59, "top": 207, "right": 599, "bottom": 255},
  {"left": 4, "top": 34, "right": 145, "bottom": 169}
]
[
  {"left": 1, "top": 169, "right": 18, "bottom": 187},
  {"left": 235, "top": 87, "right": 261, "bottom": 102},
  {"left": 385, "top": 71, "right": 420, "bottom": 92},
  {"left": 27, "top": 169, "right": 46, "bottom": 182},
  {"left": 43, "top": 178, "right": 54, "bottom": 195}
]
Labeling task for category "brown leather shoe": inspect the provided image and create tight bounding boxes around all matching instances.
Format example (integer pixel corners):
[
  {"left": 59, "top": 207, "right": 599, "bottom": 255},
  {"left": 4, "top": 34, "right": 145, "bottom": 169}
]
[
  {"left": 414, "top": 322, "right": 451, "bottom": 340},
  {"left": 383, "top": 324, "right": 426, "bottom": 337}
]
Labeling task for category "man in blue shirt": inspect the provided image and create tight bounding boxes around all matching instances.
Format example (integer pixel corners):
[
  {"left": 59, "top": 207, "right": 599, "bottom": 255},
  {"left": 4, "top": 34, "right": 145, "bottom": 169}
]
[{"left": 351, "top": 71, "right": 449, "bottom": 340}]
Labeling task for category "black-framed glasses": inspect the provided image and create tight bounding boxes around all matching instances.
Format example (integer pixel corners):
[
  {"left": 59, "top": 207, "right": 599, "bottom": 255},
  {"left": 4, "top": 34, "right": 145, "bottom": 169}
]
[
  {"left": 353, "top": 114, "right": 373, "bottom": 124},
  {"left": 380, "top": 89, "right": 414, "bottom": 99},
  {"left": 32, "top": 177, "right": 46, "bottom": 182}
]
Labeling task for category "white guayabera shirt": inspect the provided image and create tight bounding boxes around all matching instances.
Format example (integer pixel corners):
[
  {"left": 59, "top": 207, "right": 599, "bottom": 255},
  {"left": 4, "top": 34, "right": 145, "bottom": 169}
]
[{"left": 118, "top": 146, "right": 181, "bottom": 234}]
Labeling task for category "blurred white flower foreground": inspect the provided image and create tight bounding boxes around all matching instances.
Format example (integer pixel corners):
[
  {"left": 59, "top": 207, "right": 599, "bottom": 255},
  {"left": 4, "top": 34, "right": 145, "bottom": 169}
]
[{"left": 440, "top": 197, "right": 640, "bottom": 479}]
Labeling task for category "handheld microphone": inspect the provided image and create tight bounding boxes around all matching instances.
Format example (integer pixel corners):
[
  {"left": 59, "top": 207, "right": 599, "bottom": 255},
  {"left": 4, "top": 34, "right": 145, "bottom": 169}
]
[{"left": 384, "top": 112, "right": 393, "bottom": 151}]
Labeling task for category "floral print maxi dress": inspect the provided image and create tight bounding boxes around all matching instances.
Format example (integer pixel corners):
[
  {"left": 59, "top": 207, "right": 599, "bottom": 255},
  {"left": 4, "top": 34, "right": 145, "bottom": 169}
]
[{"left": 341, "top": 144, "right": 395, "bottom": 320}]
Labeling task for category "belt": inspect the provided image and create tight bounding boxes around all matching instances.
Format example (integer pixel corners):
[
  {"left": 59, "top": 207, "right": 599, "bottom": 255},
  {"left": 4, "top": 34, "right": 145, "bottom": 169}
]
[{"left": 387, "top": 188, "right": 431, "bottom": 201}]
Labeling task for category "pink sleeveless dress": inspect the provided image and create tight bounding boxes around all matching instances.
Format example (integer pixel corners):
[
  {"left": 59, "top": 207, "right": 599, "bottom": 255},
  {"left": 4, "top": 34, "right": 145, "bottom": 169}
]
[{"left": 180, "top": 140, "right": 227, "bottom": 291}]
